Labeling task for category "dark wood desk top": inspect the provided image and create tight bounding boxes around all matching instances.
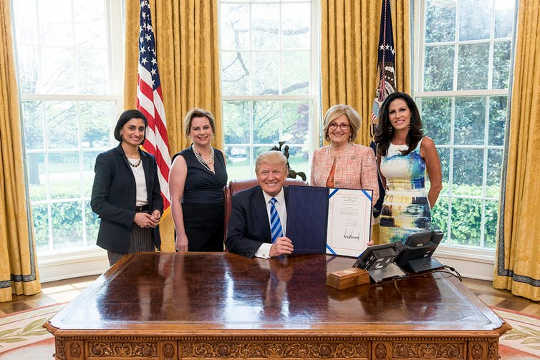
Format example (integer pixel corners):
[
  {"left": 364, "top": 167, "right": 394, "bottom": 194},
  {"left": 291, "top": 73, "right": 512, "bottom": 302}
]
[{"left": 47, "top": 253, "right": 506, "bottom": 337}]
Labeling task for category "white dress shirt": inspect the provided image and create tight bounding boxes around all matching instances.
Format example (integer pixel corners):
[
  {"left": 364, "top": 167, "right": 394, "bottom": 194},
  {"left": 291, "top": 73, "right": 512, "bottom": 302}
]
[{"left": 254, "top": 188, "right": 287, "bottom": 259}]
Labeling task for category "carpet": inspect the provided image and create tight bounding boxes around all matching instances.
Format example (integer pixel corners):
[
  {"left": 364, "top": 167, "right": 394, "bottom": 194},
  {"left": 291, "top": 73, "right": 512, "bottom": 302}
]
[
  {"left": 0, "top": 304, "right": 538, "bottom": 359},
  {"left": 0, "top": 303, "right": 65, "bottom": 358},
  {"left": 493, "top": 307, "right": 540, "bottom": 359}
]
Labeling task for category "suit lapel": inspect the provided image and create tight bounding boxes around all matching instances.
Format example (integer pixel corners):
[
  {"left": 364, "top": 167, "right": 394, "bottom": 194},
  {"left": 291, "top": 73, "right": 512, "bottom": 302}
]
[{"left": 254, "top": 187, "right": 271, "bottom": 242}]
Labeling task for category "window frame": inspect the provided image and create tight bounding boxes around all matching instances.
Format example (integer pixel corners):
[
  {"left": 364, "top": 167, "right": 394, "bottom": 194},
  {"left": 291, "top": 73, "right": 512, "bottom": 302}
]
[
  {"left": 12, "top": 0, "right": 124, "bottom": 275},
  {"left": 412, "top": 0, "right": 516, "bottom": 263},
  {"left": 219, "top": 0, "right": 321, "bottom": 180}
]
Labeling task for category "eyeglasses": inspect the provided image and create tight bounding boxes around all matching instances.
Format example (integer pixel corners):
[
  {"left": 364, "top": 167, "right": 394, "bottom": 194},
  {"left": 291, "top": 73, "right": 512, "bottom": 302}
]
[{"left": 329, "top": 123, "right": 350, "bottom": 130}]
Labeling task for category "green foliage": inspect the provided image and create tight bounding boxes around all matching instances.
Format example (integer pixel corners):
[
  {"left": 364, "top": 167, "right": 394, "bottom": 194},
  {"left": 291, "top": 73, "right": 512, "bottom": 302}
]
[{"left": 431, "top": 183, "right": 501, "bottom": 248}]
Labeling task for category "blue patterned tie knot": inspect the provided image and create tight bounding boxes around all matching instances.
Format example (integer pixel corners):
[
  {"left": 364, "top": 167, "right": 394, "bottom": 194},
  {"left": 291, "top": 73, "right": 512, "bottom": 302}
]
[{"left": 269, "top": 197, "right": 283, "bottom": 243}]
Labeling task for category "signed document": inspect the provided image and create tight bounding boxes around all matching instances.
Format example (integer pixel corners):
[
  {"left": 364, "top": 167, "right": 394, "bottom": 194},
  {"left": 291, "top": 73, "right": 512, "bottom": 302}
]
[{"left": 326, "top": 188, "right": 373, "bottom": 257}]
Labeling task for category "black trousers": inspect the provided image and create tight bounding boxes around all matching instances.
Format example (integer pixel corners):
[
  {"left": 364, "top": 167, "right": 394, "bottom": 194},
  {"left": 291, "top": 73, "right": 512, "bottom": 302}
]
[{"left": 182, "top": 202, "right": 225, "bottom": 252}]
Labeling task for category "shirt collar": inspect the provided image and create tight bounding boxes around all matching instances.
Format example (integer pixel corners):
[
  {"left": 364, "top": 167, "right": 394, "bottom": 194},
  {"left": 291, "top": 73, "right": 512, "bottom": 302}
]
[{"left": 262, "top": 187, "right": 285, "bottom": 205}]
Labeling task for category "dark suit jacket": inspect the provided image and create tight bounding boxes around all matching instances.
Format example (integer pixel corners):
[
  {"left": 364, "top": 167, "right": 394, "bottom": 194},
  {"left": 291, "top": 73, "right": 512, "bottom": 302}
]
[
  {"left": 90, "top": 144, "right": 163, "bottom": 253},
  {"left": 226, "top": 186, "right": 290, "bottom": 258}
]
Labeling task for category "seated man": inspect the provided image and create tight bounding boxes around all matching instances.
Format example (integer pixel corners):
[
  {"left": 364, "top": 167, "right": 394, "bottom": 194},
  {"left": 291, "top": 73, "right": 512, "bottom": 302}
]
[{"left": 226, "top": 151, "right": 294, "bottom": 258}]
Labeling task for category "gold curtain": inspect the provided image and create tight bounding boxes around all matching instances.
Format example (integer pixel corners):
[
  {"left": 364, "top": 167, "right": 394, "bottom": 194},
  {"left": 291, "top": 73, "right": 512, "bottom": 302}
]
[
  {"left": 124, "top": 0, "right": 222, "bottom": 252},
  {"left": 321, "top": 0, "right": 410, "bottom": 146},
  {"left": 0, "top": 0, "right": 41, "bottom": 302},
  {"left": 493, "top": 0, "right": 540, "bottom": 301}
]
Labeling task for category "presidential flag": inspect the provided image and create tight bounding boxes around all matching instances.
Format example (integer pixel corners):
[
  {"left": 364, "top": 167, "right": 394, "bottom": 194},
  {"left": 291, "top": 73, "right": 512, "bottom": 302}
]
[
  {"left": 371, "top": 0, "right": 396, "bottom": 137},
  {"left": 137, "top": 0, "right": 171, "bottom": 209}
]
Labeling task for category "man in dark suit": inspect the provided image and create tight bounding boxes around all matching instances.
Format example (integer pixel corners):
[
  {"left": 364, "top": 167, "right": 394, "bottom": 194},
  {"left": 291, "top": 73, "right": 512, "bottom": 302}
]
[{"left": 226, "top": 151, "right": 295, "bottom": 258}]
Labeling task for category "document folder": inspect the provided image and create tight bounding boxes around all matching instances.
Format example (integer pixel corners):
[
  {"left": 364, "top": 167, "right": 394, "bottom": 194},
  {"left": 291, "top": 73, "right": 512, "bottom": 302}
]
[{"left": 286, "top": 185, "right": 328, "bottom": 254}]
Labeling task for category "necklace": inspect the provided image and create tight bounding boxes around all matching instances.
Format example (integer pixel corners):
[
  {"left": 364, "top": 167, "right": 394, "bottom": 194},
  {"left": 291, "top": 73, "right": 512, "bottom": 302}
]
[
  {"left": 128, "top": 158, "right": 142, "bottom": 167},
  {"left": 192, "top": 144, "right": 215, "bottom": 173}
]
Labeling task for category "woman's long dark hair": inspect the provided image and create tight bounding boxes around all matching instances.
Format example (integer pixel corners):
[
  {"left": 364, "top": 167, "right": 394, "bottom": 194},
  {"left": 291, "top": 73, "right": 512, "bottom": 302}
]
[{"left": 374, "top": 92, "right": 424, "bottom": 157}]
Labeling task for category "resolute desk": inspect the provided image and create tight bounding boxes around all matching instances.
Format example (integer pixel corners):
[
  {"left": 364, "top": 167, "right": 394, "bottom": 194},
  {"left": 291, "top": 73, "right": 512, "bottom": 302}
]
[{"left": 45, "top": 253, "right": 509, "bottom": 360}]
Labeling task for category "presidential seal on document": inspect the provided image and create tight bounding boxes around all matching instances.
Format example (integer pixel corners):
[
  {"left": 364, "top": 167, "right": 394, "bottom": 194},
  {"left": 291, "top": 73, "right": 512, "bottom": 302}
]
[{"left": 326, "top": 188, "right": 373, "bottom": 257}]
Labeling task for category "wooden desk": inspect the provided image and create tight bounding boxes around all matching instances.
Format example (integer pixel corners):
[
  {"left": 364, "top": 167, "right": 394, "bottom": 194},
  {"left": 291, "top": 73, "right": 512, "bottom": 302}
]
[{"left": 45, "top": 253, "right": 509, "bottom": 360}]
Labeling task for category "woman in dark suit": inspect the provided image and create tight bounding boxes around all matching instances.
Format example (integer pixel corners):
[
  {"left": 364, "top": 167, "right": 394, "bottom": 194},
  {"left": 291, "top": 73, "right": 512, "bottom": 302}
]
[{"left": 91, "top": 109, "right": 163, "bottom": 266}]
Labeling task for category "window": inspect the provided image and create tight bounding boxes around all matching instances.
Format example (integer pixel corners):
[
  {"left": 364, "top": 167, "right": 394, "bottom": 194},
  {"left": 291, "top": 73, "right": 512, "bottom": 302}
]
[
  {"left": 219, "top": 0, "right": 320, "bottom": 180},
  {"left": 12, "top": 0, "right": 124, "bottom": 255},
  {"left": 414, "top": 0, "right": 515, "bottom": 249}
]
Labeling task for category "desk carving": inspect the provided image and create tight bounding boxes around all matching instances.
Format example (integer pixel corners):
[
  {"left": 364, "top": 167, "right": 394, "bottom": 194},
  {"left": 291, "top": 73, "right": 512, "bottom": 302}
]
[{"left": 45, "top": 253, "right": 509, "bottom": 360}]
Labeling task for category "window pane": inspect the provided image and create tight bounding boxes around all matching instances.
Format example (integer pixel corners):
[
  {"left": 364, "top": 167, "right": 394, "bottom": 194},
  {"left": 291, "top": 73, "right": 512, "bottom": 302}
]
[
  {"left": 80, "top": 101, "right": 115, "bottom": 149},
  {"left": 27, "top": 153, "right": 46, "bottom": 201},
  {"left": 223, "top": 101, "right": 251, "bottom": 144},
  {"left": 281, "top": 102, "right": 310, "bottom": 145},
  {"left": 450, "top": 198, "right": 482, "bottom": 246},
  {"left": 282, "top": 3, "right": 310, "bottom": 49},
  {"left": 82, "top": 151, "right": 99, "bottom": 197},
  {"left": 40, "top": 47, "right": 78, "bottom": 94},
  {"left": 46, "top": 101, "right": 78, "bottom": 149},
  {"left": 281, "top": 51, "right": 310, "bottom": 95},
  {"left": 252, "top": 52, "right": 279, "bottom": 95},
  {"left": 484, "top": 200, "right": 499, "bottom": 248},
  {"left": 488, "top": 96, "right": 507, "bottom": 146},
  {"left": 253, "top": 101, "right": 280, "bottom": 143},
  {"left": 22, "top": 101, "right": 44, "bottom": 150},
  {"left": 38, "top": 0, "right": 74, "bottom": 46},
  {"left": 220, "top": 4, "right": 249, "bottom": 50},
  {"left": 252, "top": 4, "right": 279, "bottom": 50},
  {"left": 487, "top": 149, "right": 503, "bottom": 190},
  {"left": 424, "top": 0, "right": 455, "bottom": 43},
  {"left": 221, "top": 51, "right": 251, "bottom": 96},
  {"left": 49, "top": 152, "right": 81, "bottom": 200},
  {"left": 287, "top": 146, "right": 309, "bottom": 181},
  {"left": 458, "top": 0, "right": 491, "bottom": 41},
  {"left": 423, "top": 45, "right": 454, "bottom": 91},
  {"left": 84, "top": 200, "right": 99, "bottom": 246},
  {"left": 51, "top": 201, "right": 84, "bottom": 250},
  {"left": 455, "top": 97, "right": 485, "bottom": 145},
  {"left": 31, "top": 203, "right": 49, "bottom": 251},
  {"left": 457, "top": 43, "right": 489, "bottom": 90},
  {"left": 12, "top": 0, "right": 38, "bottom": 44},
  {"left": 431, "top": 196, "right": 449, "bottom": 243},
  {"left": 437, "top": 147, "right": 450, "bottom": 194},
  {"left": 225, "top": 145, "right": 250, "bottom": 181},
  {"left": 15, "top": 45, "right": 39, "bottom": 94},
  {"left": 419, "top": 97, "right": 451, "bottom": 145},
  {"left": 495, "top": 0, "right": 514, "bottom": 38},
  {"left": 452, "top": 148, "right": 483, "bottom": 196},
  {"left": 493, "top": 41, "right": 511, "bottom": 89}
]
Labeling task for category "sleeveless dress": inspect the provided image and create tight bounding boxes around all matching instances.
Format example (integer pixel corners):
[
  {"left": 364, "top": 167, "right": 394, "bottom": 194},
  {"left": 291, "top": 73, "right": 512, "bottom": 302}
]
[
  {"left": 379, "top": 138, "right": 431, "bottom": 243},
  {"left": 172, "top": 147, "right": 227, "bottom": 251}
]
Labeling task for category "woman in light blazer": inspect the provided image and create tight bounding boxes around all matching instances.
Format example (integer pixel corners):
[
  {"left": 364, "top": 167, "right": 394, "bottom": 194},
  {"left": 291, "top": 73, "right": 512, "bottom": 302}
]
[{"left": 311, "top": 104, "right": 379, "bottom": 205}]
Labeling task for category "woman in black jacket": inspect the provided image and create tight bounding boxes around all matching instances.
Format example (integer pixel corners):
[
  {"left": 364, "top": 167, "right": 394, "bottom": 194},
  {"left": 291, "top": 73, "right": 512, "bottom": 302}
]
[{"left": 91, "top": 109, "right": 163, "bottom": 266}]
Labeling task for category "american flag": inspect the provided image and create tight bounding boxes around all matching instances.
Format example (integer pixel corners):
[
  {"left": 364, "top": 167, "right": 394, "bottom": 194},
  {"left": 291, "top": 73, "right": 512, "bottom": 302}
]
[
  {"left": 137, "top": 0, "right": 171, "bottom": 209},
  {"left": 371, "top": 0, "right": 396, "bottom": 137}
]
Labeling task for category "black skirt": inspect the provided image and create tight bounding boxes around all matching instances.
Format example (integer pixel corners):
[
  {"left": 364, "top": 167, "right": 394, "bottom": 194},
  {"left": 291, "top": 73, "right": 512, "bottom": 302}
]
[{"left": 182, "top": 202, "right": 225, "bottom": 252}]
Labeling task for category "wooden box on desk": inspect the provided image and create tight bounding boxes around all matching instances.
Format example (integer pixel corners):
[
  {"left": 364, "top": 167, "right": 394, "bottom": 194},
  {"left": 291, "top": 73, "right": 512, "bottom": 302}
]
[{"left": 326, "top": 267, "right": 370, "bottom": 290}]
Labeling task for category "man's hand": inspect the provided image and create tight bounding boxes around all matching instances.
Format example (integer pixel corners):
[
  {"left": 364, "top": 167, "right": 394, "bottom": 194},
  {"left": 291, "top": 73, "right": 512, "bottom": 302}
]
[{"left": 269, "top": 237, "right": 294, "bottom": 257}]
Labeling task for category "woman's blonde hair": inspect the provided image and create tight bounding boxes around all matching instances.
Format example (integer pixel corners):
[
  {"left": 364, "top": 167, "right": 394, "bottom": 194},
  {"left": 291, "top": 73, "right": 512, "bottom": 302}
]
[
  {"left": 184, "top": 108, "right": 216, "bottom": 138},
  {"left": 322, "top": 104, "right": 361, "bottom": 143}
]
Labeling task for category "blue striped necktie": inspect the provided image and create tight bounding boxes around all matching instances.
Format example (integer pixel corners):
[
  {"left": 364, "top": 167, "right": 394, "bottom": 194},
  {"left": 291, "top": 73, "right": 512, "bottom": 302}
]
[{"left": 269, "top": 197, "right": 283, "bottom": 243}]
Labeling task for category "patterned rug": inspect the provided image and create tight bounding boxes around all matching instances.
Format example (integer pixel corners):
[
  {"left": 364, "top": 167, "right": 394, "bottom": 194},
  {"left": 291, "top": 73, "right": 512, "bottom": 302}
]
[{"left": 0, "top": 304, "right": 538, "bottom": 359}]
